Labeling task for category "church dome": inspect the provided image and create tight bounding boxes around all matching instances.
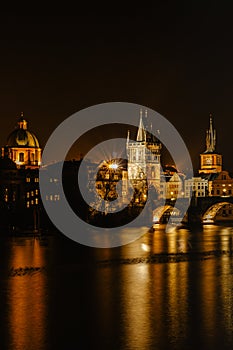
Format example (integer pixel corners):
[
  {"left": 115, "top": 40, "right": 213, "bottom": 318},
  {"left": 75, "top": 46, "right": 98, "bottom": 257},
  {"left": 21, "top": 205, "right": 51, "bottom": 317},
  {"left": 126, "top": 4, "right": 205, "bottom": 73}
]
[{"left": 6, "top": 114, "right": 40, "bottom": 148}]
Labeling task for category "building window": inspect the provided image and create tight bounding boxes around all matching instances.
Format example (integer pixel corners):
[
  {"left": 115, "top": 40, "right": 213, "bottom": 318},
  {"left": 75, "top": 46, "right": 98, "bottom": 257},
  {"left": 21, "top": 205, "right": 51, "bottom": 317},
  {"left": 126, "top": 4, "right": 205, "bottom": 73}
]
[
  {"left": 27, "top": 201, "right": 30, "bottom": 208},
  {"left": 35, "top": 178, "right": 39, "bottom": 182},
  {"left": 19, "top": 152, "right": 24, "bottom": 162},
  {"left": 27, "top": 192, "right": 30, "bottom": 198},
  {"left": 26, "top": 177, "right": 30, "bottom": 183}
]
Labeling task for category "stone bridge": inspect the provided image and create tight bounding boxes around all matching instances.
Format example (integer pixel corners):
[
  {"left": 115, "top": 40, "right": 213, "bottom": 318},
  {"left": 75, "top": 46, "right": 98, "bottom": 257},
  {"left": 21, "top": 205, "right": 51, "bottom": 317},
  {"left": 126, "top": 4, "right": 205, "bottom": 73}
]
[{"left": 153, "top": 196, "right": 233, "bottom": 225}]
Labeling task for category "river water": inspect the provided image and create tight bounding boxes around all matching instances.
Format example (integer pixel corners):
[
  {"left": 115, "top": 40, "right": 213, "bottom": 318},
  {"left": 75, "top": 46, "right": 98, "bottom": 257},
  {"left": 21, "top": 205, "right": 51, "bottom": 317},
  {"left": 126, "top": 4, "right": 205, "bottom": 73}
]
[{"left": 0, "top": 224, "right": 233, "bottom": 350}]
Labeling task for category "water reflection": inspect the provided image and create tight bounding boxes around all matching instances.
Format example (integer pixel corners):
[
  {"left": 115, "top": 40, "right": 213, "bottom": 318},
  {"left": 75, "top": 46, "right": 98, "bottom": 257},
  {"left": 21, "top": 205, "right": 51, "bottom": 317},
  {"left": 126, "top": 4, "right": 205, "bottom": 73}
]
[
  {"left": 1, "top": 225, "right": 233, "bottom": 349},
  {"left": 6, "top": 238, "right": 48, "bottom": 350}
]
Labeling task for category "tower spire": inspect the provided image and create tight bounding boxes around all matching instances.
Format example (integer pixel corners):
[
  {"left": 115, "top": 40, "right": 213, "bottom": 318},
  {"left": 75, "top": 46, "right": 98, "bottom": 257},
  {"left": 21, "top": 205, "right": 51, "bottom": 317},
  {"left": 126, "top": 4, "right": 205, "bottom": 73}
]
[
  {"left": 205, "top": 114, "right": 216, "bottom": 152},
  {"left": 136, "top": 109, "right": 146, "bottom": 142}
]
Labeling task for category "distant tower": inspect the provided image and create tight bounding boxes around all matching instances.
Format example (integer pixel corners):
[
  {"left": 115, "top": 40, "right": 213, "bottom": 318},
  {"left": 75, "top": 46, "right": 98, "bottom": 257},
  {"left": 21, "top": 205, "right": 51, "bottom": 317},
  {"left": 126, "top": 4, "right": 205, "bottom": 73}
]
[
  {"left": 199, "top": 114, "right": 222, "bottom": 174},
  {"left": 126, "top": 109, "right": 162, "bottom": 192}
]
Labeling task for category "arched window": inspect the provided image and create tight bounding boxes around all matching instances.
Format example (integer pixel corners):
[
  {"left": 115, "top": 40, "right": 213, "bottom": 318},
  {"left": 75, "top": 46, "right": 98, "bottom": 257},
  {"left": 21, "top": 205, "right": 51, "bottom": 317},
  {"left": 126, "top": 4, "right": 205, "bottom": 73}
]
[{"left": 19, "top": 152, "right": 24, "bottom": 162}]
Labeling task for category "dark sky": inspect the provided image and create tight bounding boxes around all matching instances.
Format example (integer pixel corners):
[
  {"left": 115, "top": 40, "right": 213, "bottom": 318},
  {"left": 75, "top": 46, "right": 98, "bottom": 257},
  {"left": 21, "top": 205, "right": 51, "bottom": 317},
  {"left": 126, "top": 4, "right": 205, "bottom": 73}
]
[{"left": 0, "top": 6, "right": 233, "bottom": 172}]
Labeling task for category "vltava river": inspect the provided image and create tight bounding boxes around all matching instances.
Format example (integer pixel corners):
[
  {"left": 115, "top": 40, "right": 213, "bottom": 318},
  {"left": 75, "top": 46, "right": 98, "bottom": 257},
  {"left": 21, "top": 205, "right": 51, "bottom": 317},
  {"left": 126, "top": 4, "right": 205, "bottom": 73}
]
[{"left": 0, "top": 225, "right": 233, "bottom": 350}]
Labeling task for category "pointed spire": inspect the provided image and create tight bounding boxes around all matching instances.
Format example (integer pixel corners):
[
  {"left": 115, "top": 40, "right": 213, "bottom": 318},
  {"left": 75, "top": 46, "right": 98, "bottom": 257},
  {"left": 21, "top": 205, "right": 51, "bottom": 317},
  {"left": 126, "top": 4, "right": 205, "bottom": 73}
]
[
  {"left": 127, "top": 130, "right": 130, "bottom": 144},
  {"left": 136, "top": 109, "right": 146, "bottom": 142},
  {"left": 205, "top": 114, "right": 216, "bottom": 152}
]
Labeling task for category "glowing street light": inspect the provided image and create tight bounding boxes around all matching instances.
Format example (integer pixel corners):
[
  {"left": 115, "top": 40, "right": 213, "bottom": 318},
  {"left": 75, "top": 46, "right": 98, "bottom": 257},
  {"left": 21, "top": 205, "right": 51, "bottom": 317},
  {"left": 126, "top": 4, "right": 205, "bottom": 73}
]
[{"left": 108, "top": 163, "right": 118, "bottom": 170}]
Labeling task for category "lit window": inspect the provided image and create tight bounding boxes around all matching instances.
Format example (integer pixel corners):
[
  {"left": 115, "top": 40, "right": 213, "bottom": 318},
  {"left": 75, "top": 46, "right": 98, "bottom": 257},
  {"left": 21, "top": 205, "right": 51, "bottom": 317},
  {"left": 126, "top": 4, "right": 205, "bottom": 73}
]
[
  {"left": 35, "top": 198, "right": 38, "bottom": 205},
  {"left": 27, "top": 192, "right": 30, "bottom": 198},
  {"left": 35, "top": 189, "right": 39, "bottom": 195},
  {"left": 26, "top": 177, "right": 30, "bottom": 183},
  {"left": 27, "top": 201, "right": 30, "bottom": 208},
  {"left": 31, "top": 191, "right": 34, "bottom": 196},
  {"left": 35, "top": 178, "right": 39, "bottom": 182}
]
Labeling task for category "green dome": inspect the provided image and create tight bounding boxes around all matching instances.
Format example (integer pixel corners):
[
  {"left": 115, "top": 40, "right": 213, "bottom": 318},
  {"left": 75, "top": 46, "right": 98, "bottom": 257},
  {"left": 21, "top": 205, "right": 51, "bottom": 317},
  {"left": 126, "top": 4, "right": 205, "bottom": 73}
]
[{"left": 6, "top": 116, "right": 40, "bottom": 148}]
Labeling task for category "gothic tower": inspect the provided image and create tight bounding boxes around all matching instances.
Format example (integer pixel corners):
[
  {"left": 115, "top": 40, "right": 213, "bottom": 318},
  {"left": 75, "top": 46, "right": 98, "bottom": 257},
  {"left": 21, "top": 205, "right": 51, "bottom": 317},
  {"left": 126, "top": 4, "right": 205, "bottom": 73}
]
[
  {"left": 126, "top": 109, "right": 161, "bottom": 192},
  {"left": 199, "top": 114, "right": 222, "bottom": 174}
]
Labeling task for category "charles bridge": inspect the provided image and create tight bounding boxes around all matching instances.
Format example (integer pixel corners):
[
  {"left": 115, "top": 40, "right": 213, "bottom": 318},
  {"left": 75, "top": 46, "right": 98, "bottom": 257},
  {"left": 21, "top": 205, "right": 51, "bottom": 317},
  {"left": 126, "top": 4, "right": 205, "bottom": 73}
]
[{"left": 153, "top": 196, "right": 233, "bottom": 225}]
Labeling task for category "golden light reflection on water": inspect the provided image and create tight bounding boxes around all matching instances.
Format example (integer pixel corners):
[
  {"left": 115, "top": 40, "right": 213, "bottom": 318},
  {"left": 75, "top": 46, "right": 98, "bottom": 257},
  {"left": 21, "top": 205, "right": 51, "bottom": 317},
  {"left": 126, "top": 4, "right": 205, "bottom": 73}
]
[
  {"left": 220, "top": 255, "right": 233, "bottom": 341},
  {"left": 167, "top": 262, "right": 188, "bottom": 345},
  {"left": 121, "top": 263, "right": 152, "bottom": 349},
  {"left": 118, "top": 259, "right": 189, "bottom": 349},
  {"left": 3, "top": 225, "right": 233, "bottom": 350},
  {"left": 200, "top": 257, "right": 218, "bottom": 349},
  {"left": 7, "top": 238, "right": 47, "bottom": 350}
]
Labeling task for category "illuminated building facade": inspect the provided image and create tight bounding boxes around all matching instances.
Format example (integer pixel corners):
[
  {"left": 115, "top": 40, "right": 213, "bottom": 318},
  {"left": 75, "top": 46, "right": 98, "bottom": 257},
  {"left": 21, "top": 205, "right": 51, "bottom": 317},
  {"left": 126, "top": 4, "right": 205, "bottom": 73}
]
[
  {"left": 160, "top": 172, "right": 184, "bottom": 200},
  {"left": 184, "top": 177, "right": 208, "bottom": 198},
  {"left": 208, "top": 171, "right": 233, "bottom": 197},
  {"left": 126, "top": 109, "right": 161, "bottom": 193}
]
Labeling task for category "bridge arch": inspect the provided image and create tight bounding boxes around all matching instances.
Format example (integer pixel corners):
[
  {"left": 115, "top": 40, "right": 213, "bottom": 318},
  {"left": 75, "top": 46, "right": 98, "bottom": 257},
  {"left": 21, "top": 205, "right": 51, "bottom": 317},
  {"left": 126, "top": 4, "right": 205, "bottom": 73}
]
[
  {"left": 153, "top": 205, "right": 181, "bottom": 224},
  {"left": 202, "top": 202, "right": 233, "bottom": 224}
]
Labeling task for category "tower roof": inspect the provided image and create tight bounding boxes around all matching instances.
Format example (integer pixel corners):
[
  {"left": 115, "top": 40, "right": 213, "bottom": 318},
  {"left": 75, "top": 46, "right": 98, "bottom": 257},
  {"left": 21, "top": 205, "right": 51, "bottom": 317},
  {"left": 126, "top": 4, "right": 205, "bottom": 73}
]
[
  {"left": 136, "top": 109, "right": 146, "bottom": 142},
  {"left": 204, "top": 114, "right": 216, "bottom": 153}
]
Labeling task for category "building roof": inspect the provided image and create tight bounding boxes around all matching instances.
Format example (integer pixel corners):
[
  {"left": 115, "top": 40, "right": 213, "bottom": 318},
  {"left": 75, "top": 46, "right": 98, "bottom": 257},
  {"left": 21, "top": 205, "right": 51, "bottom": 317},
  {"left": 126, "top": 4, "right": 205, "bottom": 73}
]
[
  {"left": 6, "top": 114, "right": 40, "bottom": 148},
  {"left": 0, "top": 157, "right": 17, "bottom": 170}
]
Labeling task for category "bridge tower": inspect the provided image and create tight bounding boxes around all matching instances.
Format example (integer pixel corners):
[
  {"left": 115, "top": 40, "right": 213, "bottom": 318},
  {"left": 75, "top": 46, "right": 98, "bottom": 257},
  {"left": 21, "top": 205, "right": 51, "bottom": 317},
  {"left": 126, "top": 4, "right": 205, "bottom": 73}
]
[
  {"left": 126, "top": 109, "right": 162, "bottom": 193},
  {"left": 199, "top": 114, "right": 222, "bottom": 174}
]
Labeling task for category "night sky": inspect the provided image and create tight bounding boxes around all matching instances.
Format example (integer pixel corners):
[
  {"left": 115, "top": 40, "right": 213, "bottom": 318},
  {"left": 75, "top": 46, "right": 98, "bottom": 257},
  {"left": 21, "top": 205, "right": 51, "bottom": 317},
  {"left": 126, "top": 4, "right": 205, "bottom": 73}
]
[{"left": 0, "top": 6, "right": 232, "bottom": 172}]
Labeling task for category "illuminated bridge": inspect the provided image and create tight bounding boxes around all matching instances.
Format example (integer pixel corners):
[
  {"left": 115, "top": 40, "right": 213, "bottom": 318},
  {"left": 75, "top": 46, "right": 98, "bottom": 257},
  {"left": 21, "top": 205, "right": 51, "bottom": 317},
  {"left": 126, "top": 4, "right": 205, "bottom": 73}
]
[{"left": 153, "top": 197, "right": 233, "bottom": 225}]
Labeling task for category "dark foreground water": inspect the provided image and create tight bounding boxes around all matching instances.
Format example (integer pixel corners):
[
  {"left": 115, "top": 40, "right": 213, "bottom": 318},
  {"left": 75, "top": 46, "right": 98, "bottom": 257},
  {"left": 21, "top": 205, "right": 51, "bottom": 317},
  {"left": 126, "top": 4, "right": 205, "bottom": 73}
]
[{"left": 0, "top": 224, "right": 233, "bottom": 350}]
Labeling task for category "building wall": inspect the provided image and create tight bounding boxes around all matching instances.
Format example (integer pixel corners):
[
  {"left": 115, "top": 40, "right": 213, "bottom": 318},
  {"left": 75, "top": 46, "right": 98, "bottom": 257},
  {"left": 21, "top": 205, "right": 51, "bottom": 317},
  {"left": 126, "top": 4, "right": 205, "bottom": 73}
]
[
  {"left": 185, "top": 177, "right": 208, "bottom": 198},
  {"left": 160, "top": 173, "right": 184, "bottom": 199},
  {"left": 208, "top": 171, "right": 233, "bottom": 197}
]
